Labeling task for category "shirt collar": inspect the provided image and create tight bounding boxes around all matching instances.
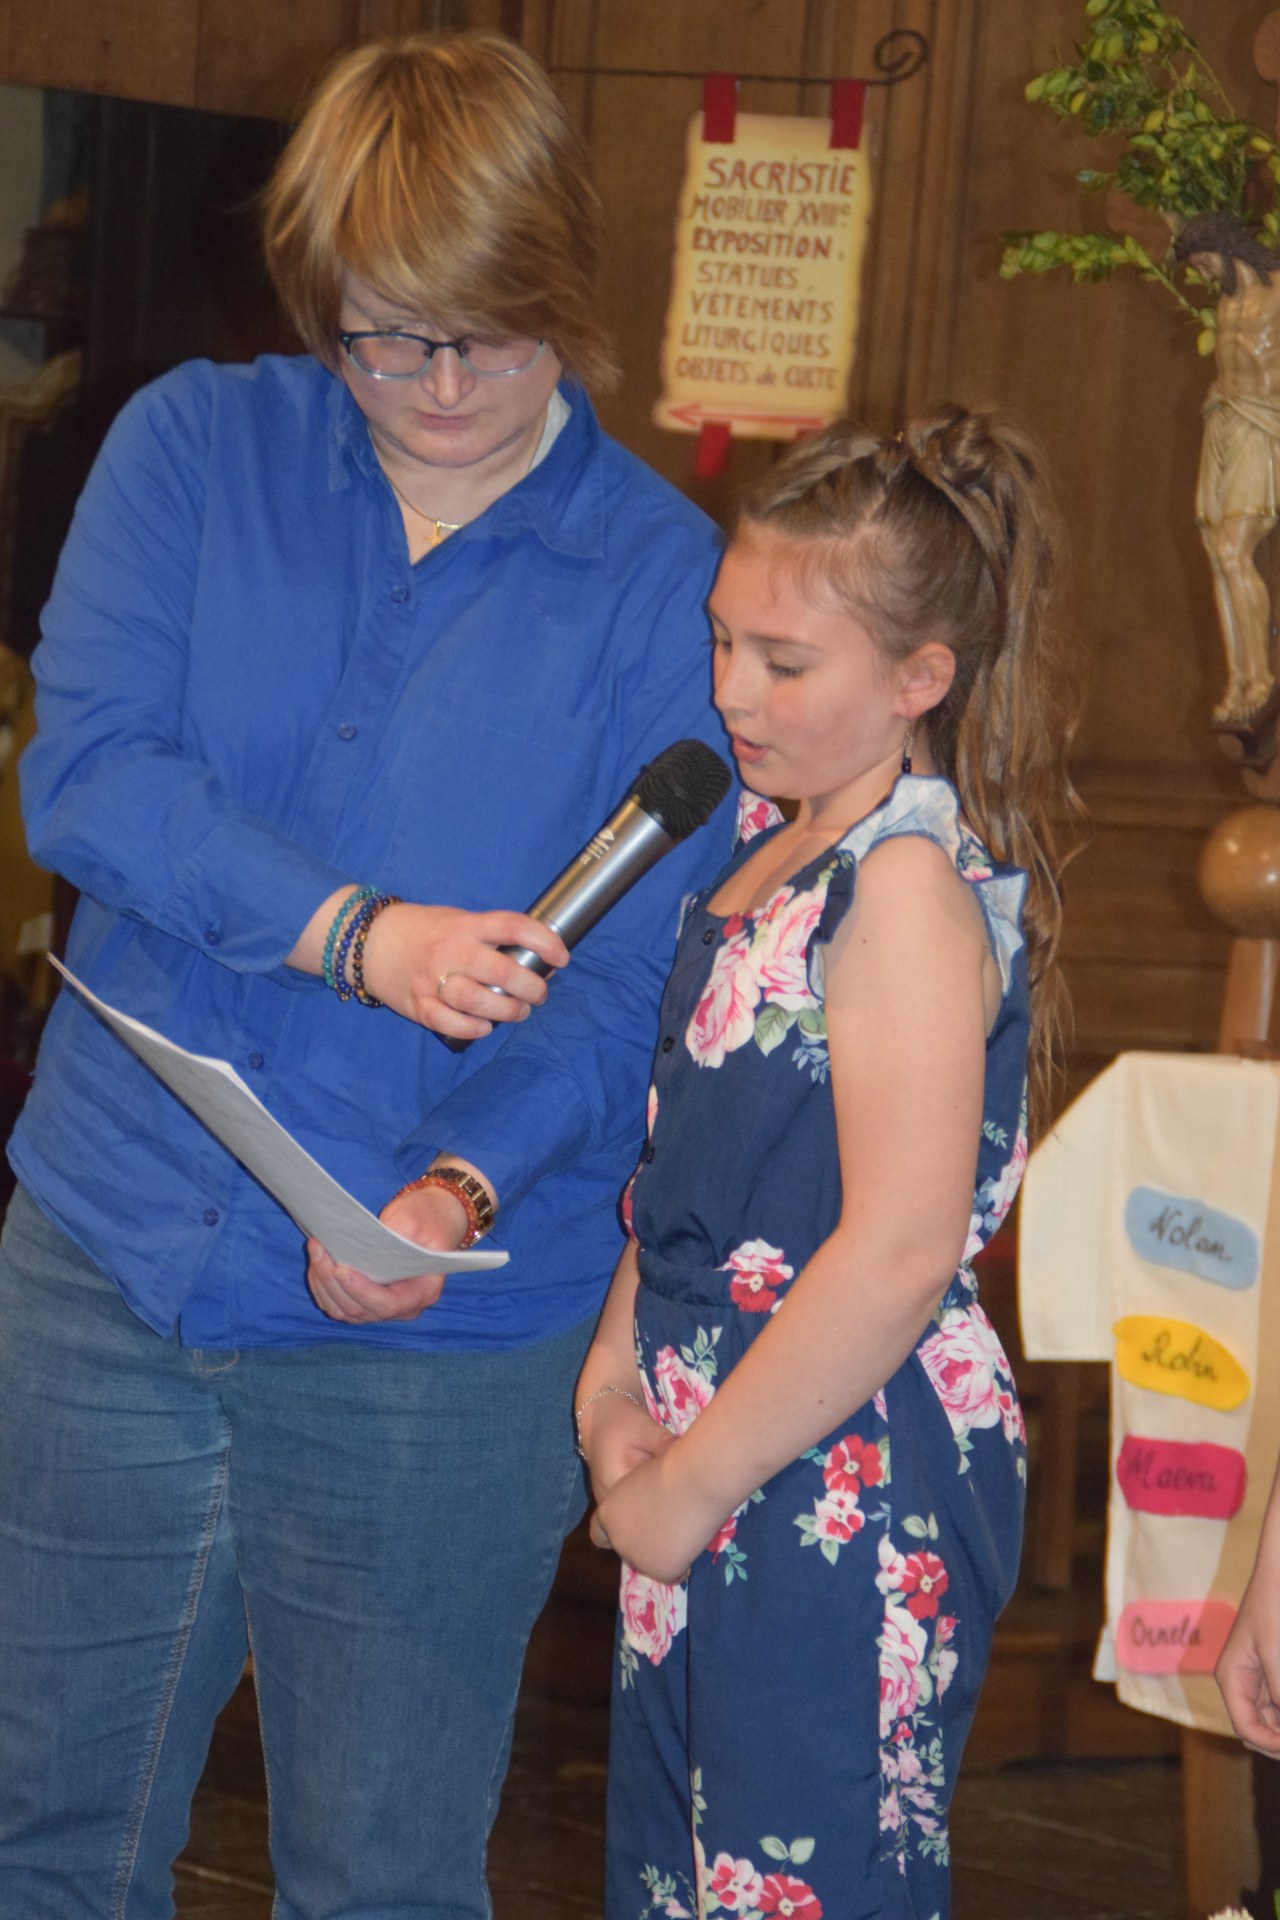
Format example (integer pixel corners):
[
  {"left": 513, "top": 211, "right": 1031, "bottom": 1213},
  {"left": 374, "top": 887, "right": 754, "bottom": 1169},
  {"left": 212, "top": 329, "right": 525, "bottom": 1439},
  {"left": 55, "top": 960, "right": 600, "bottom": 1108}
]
[{"left": 326, "top": 370, "right": 605, "bottom": 561}]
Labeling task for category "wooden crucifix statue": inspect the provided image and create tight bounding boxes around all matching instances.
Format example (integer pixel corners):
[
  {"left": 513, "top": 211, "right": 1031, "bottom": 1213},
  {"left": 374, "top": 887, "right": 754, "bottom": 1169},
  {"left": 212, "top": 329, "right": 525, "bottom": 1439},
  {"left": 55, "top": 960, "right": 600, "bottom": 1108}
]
[{"left": 1172, "top": 211, "right": 1280, "bottom": 741}]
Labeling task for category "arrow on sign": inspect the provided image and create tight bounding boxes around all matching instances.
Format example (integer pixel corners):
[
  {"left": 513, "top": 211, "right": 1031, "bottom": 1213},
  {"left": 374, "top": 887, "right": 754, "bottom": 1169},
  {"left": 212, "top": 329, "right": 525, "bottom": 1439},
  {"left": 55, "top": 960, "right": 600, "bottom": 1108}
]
[{"left": 664, "top": 400, "right": 830, "bottom": 431}]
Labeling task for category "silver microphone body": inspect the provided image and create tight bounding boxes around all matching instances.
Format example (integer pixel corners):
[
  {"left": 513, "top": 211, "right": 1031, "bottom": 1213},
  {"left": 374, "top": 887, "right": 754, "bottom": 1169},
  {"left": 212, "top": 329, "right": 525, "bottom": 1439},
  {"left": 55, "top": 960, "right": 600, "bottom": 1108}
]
[
  {"left": 435, "top": 736, "right": 731, "bottom": 1053},
  {"left": 498, "top": 794, "right": 675, "bottom": 977}
]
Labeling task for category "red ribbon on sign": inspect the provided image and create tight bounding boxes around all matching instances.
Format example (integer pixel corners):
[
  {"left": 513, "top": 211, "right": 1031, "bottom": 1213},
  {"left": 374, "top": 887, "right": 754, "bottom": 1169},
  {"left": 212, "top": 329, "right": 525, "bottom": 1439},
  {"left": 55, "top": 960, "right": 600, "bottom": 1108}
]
[
  {"left": 695, "top": 74, "right": 739, "bottom": 480},
  {"left": 702, "top": 71, "right": 737, "bottom": 144},
  {"left": 694, "top": 420, "right": 732, "bottom": 481},
  {"left": 830, "top": 78, "right": 867, "bottom": 150}
]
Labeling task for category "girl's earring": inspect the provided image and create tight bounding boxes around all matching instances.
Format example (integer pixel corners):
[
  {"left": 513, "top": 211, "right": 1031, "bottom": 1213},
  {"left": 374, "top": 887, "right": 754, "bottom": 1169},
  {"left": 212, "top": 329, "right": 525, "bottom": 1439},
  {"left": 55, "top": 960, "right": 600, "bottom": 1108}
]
[{"left": 900, "top": 722, "right": 914, "bottom": 777}]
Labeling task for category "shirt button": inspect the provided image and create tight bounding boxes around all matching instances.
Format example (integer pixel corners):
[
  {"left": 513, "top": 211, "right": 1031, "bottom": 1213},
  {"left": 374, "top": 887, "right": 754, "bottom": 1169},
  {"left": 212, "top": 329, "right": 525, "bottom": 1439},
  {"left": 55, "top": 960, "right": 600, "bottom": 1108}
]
[
  {"left": 247, "top": 1052, "right": 265, "bottom": 1070},
  {"left": 661, "top": 1036, "right": 675, "bottom": 1054},
  {"left": 203, "top": 1208, "right": 220, "bottom": 1226},
  {"left": 390, "top": 586, "right": 409, "bottom": 604},
  {"left": 337, "top": 723, "right": 358, "bottom": 741},
  {"left": 206, "top": 925, "right": 221, "bottom": 946},
  {"left": 702, "top": 928, "right": 716, "bottom": 946}
]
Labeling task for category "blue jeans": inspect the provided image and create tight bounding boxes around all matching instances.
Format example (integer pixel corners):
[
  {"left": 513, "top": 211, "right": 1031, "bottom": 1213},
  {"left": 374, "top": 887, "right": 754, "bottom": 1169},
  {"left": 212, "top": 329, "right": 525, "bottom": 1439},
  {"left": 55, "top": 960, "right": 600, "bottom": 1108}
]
[{"left": 0, "top": 1186, "right": 592, "bottom": 1920}]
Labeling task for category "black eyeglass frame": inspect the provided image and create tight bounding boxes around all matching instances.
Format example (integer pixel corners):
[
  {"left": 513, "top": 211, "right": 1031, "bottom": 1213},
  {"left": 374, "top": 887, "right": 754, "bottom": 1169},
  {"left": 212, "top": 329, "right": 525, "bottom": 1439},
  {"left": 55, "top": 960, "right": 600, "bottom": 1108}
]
[{"left": 337, "top": 331, "right": 545, "bottom": 380}]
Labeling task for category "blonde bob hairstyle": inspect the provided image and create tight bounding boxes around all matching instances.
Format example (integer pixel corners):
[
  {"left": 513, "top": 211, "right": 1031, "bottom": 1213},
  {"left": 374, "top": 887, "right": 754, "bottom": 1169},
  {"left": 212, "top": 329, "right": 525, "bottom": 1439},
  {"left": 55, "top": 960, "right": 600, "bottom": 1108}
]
[{"left": 261, "top": 30, "right": 617, "bottom": 390}]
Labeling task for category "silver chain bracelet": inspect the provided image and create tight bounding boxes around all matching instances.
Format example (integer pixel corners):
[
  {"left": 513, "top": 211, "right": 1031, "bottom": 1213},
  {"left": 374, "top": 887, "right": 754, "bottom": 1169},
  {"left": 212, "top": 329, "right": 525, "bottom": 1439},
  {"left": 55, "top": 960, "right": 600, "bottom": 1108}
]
[{"left": 573, "top": 1382, "right": 645, "bottom": 1459}]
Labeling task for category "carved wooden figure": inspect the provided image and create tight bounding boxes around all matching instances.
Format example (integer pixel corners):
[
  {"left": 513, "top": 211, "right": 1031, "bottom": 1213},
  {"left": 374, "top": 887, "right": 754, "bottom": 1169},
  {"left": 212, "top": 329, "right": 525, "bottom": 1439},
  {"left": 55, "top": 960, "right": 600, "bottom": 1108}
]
[{"left": 1173, "top": 215, "right": 1280, "bottom": 737}]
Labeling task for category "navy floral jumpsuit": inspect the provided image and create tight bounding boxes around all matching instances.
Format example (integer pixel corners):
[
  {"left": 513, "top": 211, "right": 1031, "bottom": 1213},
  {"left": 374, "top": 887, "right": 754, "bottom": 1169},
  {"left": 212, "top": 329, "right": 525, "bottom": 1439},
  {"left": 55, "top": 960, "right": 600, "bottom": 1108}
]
[{"left": 607, "top": 775, "right": 1031, "bottom": 1920}]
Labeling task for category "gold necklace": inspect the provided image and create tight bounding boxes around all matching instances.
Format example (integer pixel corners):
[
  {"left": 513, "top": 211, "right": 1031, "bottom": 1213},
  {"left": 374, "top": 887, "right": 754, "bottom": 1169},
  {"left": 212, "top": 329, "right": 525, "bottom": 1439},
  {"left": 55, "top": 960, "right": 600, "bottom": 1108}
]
[{"left": 384, "top": 471, "right": 463, "bottom": 546}]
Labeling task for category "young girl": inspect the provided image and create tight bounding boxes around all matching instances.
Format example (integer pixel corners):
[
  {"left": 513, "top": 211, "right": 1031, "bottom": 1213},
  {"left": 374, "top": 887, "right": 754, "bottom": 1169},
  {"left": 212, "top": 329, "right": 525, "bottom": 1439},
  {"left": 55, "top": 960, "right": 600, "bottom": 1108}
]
[{"left": 575, "top": 407, "right": 1076, "bottom": 1920}]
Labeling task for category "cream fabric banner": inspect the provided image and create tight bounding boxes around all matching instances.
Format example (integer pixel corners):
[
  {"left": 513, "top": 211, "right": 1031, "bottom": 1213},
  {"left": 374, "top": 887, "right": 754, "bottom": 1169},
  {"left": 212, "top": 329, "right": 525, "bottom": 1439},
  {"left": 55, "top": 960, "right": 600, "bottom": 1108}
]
[
  {"left": 654, "top": 111, "right": 872, "bottom": 442},
  {"left": 1019, "top": 1052, "right": 1280, "bottom": 1734}
]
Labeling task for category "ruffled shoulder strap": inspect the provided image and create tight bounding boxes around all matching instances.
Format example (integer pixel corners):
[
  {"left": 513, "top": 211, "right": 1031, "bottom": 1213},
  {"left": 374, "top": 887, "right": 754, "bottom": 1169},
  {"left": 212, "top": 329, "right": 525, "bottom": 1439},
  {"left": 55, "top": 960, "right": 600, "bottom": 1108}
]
[{"left": 808, "top": 774, "right": 1027, "bottom": 999}]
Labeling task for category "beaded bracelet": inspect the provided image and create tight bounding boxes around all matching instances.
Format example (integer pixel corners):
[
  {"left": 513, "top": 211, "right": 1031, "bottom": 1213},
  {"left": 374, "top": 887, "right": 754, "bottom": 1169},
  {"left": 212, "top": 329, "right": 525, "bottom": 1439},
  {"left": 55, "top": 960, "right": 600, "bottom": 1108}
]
[
  {"left": 350, "top": 894, "right": 403, "bottom": 1007},
  {"left": 573, "top": 1382, "right": 646, "bottom": 1460},
  {"left": 392, "top": 1167, "right": 494, "bottom": 1247},
  {"left": 321, "top": 886, "right": 374, "bottom": 993},
  {"left": 330, "top": 892, "right": 401, "bottom": 1003},
  {"left": 331, "top": 898, "right": 370, "bottom": 1001}
]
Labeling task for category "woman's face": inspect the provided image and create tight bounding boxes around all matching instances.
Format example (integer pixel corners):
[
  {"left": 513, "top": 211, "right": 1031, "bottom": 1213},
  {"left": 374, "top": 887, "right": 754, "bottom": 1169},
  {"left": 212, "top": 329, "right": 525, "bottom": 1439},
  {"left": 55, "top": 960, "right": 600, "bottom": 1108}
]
[
  {"left": 336, "top": 271, "right": 563, "bottom": 484},
  {"left": 709, "top": 526, "right": 925, "bottom": 828}
]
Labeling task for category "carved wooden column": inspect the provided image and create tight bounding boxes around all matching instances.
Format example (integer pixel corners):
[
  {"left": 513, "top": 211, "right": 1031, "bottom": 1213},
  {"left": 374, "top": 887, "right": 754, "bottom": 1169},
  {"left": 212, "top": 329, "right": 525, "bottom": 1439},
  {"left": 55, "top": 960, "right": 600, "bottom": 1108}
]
[
  {"left": 1185, "top": 796, "right": 1273, "bottom": 1917},
  {"left": 1178, "top": 18, "right": 1280, "bottom": 1914}
]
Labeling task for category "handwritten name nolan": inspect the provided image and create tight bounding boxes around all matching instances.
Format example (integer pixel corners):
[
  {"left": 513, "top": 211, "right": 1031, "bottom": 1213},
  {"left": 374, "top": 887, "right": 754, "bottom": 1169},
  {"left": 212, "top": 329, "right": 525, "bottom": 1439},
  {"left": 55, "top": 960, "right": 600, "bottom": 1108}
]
[{"left": 1149, "top": 1205, "right": 1232, "bottom": 1267}]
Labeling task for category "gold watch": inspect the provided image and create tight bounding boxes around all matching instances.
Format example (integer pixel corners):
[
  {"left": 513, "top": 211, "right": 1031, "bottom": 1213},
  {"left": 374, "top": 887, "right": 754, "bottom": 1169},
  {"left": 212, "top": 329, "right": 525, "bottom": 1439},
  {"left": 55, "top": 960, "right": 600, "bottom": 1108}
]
[{"left": 395, "top": 1167, "right": 495, "bottom": 1248}]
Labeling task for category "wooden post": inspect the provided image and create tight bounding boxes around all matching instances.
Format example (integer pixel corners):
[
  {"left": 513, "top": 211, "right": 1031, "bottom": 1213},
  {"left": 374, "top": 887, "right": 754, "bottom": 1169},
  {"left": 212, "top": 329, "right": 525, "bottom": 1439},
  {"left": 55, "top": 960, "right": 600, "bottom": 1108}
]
[
  {"left": 1175, "top": 26, "right": 1280, "bottom": 1912},
  {"left": 1181, "top": 803, "right": 1280, "bottom": 1914}
]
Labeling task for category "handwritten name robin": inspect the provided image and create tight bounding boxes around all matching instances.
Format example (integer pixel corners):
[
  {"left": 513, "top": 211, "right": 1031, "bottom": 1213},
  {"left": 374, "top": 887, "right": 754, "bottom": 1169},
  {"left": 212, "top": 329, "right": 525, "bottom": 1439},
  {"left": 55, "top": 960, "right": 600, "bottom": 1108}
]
[{"left": 1139, "top": 1329, "right": 1218, "bottom": 1381}]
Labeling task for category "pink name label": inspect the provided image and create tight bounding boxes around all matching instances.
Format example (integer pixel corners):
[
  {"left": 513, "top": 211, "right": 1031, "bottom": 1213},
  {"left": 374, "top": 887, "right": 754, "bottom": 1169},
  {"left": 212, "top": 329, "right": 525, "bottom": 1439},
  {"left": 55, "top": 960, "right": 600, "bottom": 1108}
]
[
  {"left": 1116, "top": 1598, "right": 1236, "bottom": 1675},
  {"left": 1116, "top": 1437, "right": 1246, "bottom": 1519}
]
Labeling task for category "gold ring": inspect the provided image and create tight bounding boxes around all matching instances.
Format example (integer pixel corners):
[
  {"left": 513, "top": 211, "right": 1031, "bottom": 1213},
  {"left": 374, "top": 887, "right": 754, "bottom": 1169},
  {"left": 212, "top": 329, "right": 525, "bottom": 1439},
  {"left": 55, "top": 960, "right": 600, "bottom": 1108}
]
[{"left": 437, "top": 973, "right": 450, "bottom": 1000}]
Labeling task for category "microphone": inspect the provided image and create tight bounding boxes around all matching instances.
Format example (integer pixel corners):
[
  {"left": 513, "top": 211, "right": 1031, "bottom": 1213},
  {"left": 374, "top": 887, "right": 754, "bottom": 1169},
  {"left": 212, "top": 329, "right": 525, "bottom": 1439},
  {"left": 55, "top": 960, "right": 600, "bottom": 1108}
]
[{"left": 440, "top": 737, "right": 732, "bottom": 1052}]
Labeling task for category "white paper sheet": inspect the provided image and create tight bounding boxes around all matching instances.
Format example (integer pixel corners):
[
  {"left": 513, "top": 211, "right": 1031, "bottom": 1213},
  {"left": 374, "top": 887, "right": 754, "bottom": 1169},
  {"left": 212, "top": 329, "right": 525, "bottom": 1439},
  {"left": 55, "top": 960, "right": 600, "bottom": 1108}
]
[{"left": 52, "top": 960, "right": 508, "bottom": 1282}]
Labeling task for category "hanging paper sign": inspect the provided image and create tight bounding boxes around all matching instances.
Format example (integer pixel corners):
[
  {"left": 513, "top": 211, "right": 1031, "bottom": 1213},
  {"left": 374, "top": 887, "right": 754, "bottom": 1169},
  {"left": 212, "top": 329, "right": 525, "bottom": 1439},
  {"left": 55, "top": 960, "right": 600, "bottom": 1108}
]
[
  {"left": 1115, "top": 1436, "right": 1247, "bottom": 1519},
  {"left": 655, "top": 105, "right": 873, "bottom": 447},
  {"left": 1123, "top": 1186, "right": 1259, "bottom": 1289},
  {"left": 1112, "top": 1314, "right": 1250, "bottom": 1412},
  {"left": 1115, "top": 1598, "right": 1236, "bottom": 1675}
]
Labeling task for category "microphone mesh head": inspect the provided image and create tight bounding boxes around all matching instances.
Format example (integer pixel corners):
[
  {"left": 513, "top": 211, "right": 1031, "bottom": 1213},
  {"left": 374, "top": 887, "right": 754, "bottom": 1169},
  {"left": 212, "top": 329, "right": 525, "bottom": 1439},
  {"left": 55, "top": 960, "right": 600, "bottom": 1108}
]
[{"left": 631, "top": 739, "right": 732, "bottom": 841}]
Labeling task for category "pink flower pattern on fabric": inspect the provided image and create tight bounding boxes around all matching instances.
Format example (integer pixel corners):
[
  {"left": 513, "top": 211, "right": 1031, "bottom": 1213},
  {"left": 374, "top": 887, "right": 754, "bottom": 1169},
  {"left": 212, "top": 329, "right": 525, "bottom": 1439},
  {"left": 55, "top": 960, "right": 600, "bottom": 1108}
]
[
  {"left": 735, "top": 791, "right": 786, "bottom": 844},
  {"left": 705, "top": 1853, "right": 765, "bottom": 1911},
  {"left": 620, "top": 1566, "right": 687, "bottom": 1667},
  {"left": 875, "top": 1515, "right": 957, "bottom": 1867},
  {"left": 749, "top": 887, "right": 826, "bottom": 1012},
  {"left": 877, "top": 1600, "right": 931, "bottom": 1737},
  {"left": 759, "top": 1872, "right": 824, "bottom": 1917},
  {"left": 719, "top": 1238, "right": 795, "bottom": 1314},
  {"left": 650, "top": 1344, "right": 716, "bottom": 1436},
  {"left": 917, "top": 1305, "right": 1024, "bottom": 1465},
  {"left": 686, "top": 927, "right": 761, "bottom": 1068}
]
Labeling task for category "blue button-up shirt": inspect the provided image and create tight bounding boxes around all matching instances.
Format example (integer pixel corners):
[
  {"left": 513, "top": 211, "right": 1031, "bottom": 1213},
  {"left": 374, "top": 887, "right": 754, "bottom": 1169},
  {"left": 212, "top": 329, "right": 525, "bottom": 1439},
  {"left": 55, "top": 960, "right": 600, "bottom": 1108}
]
[{"left": 12, "top": 356, "right": 732, "bottom": 1348}]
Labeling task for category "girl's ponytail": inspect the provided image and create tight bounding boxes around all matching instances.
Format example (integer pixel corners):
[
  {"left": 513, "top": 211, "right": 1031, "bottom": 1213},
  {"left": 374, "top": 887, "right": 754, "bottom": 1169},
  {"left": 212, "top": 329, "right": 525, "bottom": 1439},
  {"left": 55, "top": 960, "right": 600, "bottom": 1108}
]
[{"left": 737, "top": 406, "right": 1082, "bottom": 1132}]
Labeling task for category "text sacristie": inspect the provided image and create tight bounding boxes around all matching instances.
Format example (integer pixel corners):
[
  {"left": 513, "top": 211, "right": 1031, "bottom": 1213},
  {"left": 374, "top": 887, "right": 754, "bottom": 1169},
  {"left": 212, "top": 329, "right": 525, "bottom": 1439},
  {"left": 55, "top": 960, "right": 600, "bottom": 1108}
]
[{"left": 655, "top": 112, "right": 872, "bottom": 441}]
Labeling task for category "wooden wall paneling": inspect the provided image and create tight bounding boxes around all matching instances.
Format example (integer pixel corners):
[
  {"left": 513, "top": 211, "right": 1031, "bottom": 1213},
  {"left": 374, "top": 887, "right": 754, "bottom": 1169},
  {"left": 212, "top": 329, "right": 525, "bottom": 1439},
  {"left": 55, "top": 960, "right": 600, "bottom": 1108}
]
[
  {"left": 807, "top": 1, "right": 936, "bottom": 432},
  {"left": 3, "top": 1, "right": 200, "bottom": 108},
  {"left": 892, "top": 0, "right": 982, "bottom": 423},
  {"left": 194, "top": 1, "right": 359, "bottom": 120}
]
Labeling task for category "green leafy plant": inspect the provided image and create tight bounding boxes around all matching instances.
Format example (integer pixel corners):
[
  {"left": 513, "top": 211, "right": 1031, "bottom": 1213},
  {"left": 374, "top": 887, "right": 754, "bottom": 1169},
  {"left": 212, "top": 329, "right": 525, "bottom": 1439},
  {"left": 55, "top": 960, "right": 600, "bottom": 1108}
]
[{"left": 1000, "top": 0, "right": 1280, "bottom": 351}]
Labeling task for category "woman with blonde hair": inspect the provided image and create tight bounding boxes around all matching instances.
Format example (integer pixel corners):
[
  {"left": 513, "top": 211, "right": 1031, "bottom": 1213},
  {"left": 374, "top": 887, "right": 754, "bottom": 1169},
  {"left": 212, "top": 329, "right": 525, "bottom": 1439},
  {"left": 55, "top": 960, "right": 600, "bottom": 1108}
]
[{"left": 0, "top": 30, "right": 728, "bottom": 1918}]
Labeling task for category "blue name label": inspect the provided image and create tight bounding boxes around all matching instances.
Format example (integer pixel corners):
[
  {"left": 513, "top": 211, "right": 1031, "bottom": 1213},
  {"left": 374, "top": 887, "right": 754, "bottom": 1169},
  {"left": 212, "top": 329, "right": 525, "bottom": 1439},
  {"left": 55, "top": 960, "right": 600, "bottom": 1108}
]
[{"left": 1124, "top": 1187, "right": 1258, "bottom": 1290}]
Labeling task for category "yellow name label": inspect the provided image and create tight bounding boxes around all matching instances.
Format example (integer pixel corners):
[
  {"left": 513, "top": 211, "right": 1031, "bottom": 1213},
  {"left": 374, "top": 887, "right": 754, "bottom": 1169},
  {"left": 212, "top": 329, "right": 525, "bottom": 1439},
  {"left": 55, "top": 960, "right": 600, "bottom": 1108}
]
[{"left": 1113, "top": 1315, "right": 1249, "bottom": 1412}]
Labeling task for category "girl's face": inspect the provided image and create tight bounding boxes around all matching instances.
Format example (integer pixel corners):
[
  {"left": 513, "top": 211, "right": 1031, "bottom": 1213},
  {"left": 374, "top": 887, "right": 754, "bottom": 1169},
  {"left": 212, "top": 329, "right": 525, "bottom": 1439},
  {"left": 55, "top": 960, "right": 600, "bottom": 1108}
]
[{"left": 709, "top": 526, "right": 937, "bottom": 829}]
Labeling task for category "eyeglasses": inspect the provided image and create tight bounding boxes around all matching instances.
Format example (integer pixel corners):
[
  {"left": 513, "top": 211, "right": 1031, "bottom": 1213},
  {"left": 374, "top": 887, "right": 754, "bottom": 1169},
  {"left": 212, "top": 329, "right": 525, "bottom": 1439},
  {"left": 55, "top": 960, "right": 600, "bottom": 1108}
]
[{"left": 338, "top": 331, "right": 544, "bottom": 380}]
